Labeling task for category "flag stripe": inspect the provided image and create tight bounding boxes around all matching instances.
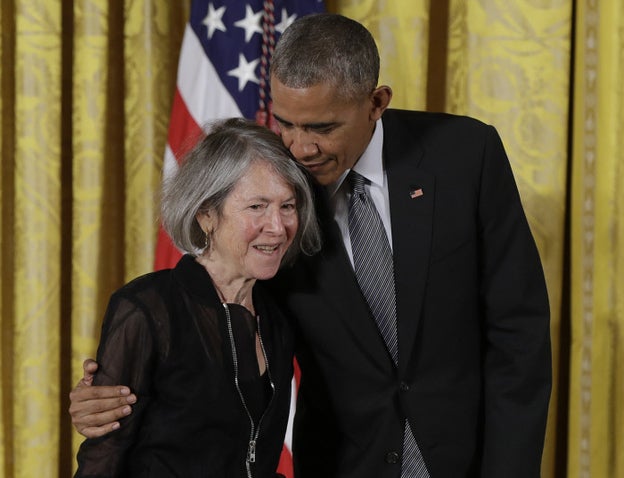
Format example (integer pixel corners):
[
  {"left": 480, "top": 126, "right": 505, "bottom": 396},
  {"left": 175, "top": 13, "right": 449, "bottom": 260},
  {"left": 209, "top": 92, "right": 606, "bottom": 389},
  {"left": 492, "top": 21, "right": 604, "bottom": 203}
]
[{"left": 166, "top": 89, "right": 203, "bottom": 161}]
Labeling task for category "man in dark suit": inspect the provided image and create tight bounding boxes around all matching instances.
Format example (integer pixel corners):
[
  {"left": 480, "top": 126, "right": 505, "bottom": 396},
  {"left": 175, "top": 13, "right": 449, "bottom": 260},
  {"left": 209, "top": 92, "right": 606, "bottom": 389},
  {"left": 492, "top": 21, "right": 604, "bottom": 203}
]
[{"left": 70, "top": 13, "right": 551, "bottom": 477}]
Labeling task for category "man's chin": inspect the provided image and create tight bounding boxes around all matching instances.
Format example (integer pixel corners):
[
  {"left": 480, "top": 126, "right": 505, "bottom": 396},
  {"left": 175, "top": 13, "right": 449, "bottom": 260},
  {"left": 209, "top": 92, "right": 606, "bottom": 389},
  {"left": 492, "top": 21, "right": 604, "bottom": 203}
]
[{"left": 306, "top": 168, "right": 337, "bottom": 186}]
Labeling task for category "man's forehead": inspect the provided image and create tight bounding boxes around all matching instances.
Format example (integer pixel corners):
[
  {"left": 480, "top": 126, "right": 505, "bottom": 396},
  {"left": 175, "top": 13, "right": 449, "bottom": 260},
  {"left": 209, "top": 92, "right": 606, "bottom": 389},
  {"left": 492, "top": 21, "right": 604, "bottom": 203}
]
[
  {"left": 271, "top": 76, "right": 339, "bottom": 102},
  {"left": 272, "top": 109, "right": 338, "bottom": 128},
  {"left": 272, "top": 92, "right": 351, "bottom": 127}
]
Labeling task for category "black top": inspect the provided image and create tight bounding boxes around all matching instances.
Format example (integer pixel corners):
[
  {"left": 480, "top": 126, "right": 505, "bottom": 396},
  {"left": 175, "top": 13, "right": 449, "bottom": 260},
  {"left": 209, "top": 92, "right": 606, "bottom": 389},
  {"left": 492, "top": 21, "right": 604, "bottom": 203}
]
[{"left": 75, "top": 255, "right": 294, "bottom": 477}]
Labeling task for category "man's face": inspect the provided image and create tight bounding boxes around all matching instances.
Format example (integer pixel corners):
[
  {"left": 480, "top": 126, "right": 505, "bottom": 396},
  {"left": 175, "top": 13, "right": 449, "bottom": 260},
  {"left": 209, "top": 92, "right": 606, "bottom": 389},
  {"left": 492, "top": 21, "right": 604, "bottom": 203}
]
[{"left": 270, "top": 76, "right": 380, "bottom": 186}]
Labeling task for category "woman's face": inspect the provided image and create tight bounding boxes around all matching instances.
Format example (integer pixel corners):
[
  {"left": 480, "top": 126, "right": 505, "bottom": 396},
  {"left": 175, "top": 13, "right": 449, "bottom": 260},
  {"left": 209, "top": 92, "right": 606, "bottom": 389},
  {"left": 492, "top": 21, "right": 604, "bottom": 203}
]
[{"left": 198, "top": 160, "right": 298, "bottom": 283}]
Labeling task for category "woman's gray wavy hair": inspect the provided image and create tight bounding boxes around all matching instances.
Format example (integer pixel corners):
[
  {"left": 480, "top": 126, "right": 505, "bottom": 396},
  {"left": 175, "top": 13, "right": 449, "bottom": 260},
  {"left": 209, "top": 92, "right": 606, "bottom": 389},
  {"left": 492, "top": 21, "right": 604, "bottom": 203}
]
[{"left": 161, "top": 118, "right": 321, "bottom": 266}]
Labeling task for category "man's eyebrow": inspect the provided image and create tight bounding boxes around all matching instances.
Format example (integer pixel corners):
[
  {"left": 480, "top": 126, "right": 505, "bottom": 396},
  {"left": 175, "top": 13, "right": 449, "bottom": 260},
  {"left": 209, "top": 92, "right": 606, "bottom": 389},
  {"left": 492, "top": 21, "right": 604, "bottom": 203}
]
[
  {"left": 272, "top": 113, "right": 292, "bottom": 125},
  {"left": 272, "top": 113, "right": 338, "bottom": 130}
]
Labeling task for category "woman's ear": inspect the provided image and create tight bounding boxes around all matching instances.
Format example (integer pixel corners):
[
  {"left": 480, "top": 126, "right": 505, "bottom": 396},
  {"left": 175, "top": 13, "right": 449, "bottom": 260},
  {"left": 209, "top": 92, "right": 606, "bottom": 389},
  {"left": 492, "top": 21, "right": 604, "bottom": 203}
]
[
  {"left": 196, "top": 211, "right": 215, "bottom": 252},
  {"left": 196, "top": 212, "right": 214, "bottom": 236}
]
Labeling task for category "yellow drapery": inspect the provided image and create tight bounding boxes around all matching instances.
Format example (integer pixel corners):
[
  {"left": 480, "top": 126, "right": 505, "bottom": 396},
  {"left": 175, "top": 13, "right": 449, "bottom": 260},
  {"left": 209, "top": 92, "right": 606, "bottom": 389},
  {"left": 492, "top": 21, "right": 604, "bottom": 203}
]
[
  {"left": 1, "top": 1, "right": 187, "bottom": 475},
  {"left": 444, "top": 2, "right": 570, "bottom": 476},
  {"left": 569, "top": 0, "right": 624, "bottom": 476},
  {"left": 1, "top": 1, "right": 622, "bottom": 476},
  {"left": 3, "top": 2, "right": 64, "bottom": 476}
]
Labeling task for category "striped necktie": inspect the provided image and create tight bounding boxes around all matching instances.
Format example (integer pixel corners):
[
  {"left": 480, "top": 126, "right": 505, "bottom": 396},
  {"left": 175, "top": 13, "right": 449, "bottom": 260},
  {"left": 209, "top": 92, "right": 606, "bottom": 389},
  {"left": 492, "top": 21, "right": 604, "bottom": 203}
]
[
  {"left": 347, "top": 171, "right": 430, "bottom": 478},
  {"left": 347, "top": 170, "right": 398, "bottom": 363}
]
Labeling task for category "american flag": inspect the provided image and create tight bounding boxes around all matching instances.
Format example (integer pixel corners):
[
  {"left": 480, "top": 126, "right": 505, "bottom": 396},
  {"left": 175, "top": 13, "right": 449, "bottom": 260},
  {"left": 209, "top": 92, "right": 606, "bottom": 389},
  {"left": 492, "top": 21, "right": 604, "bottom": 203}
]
[
  {"left": 155, "top": 1, "right": 325, "bottom": 476},
  {"left": 155, "top": 0, "right": 324, "bottom": 270}
]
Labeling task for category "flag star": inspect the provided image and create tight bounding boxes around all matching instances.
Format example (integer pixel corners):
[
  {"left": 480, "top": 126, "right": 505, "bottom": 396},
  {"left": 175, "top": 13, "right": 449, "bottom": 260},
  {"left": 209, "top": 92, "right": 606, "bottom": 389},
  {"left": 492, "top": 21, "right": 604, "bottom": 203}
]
[
  {"left": 203, "top": 3, "right": 226, "bottom": 39},
  {"left": 234, "top": 4, "right": 263, "bottom": 43},
  {"left": 228, "top": 53, "right": 260, "bottom": 91},
  {"left": 275, "top": 8, "right": 298, "bottom": 34}
]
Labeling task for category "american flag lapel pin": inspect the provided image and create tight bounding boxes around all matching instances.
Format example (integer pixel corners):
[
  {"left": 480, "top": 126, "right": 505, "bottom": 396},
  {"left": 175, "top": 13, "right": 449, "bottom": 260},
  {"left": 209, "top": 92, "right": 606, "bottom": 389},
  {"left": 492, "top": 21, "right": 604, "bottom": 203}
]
[{"left": 409, "top": 188, "right": 424, "bottom": 199}]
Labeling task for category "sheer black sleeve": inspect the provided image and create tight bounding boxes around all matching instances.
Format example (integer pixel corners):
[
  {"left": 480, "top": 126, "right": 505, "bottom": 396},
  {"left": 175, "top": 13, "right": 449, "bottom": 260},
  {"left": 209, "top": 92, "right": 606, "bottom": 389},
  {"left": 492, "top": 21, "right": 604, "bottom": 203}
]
[{"left": 74, "top": 288, "right": 160, "bottom": 477}]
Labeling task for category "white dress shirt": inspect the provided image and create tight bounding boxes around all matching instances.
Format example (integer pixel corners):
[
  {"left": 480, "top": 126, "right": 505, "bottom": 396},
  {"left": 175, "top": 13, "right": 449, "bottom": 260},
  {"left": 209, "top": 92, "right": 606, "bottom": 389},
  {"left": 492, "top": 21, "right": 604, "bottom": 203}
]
[{"left": 327, "top": 119, "right": 393, "bottom": 266}]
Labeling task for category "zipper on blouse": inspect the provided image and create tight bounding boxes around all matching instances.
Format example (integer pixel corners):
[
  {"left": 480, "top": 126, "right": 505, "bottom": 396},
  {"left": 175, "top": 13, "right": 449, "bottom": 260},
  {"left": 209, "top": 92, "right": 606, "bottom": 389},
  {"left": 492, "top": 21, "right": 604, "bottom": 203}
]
[
  {"left": 247, "top": 439, "right": 257, "bottom": 463},
  {"left": 223, "top": 303, "right": 275, "bottom": 478}
]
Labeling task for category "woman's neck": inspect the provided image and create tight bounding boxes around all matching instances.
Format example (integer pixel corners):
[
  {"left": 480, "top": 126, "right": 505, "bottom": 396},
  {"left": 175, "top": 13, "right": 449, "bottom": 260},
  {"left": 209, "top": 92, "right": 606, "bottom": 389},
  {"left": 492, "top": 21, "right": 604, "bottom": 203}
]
[{"left": 195, "top": 255, "right": 256, "bottom": 313}]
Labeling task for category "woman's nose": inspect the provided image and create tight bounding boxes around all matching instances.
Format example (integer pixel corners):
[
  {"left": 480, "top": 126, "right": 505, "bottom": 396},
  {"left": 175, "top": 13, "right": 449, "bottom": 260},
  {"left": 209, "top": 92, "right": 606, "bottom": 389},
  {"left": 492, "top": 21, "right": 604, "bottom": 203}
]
[{"left": 264, "top": 208, "right": 286, "bottom": 234}]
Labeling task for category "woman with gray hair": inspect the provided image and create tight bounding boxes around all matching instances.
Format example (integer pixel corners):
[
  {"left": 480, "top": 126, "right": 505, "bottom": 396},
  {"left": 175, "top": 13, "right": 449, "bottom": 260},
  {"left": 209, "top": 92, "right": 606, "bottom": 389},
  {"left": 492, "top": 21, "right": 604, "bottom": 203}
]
[{"left": 74, "top": 118, "right": 321, "bottom": 478}]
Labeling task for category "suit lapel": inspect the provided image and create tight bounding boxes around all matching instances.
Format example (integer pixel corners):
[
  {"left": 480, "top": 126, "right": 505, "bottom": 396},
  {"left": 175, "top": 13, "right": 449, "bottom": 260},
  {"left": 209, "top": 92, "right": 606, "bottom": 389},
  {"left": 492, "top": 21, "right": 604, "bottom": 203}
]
[
  {"left": 383, "top": 112, "right": 435, "bottom": 375},
  {"left": 314, "top": 184, "right": 398, "bottom": 368}
]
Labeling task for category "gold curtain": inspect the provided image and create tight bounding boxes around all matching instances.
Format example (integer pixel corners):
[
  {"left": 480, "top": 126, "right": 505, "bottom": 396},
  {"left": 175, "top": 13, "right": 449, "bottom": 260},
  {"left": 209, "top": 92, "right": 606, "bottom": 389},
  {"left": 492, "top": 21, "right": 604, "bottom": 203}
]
[
  {"left": 1, "top": 0, "right": 622, "bottom": 477},
  {"left": 1, "top": 1, "right": 187, "bottom": 476},
  {"left": 569, "top": 0, "right": 624, "bottom": 476},
  {"left": 444, "top": 2, "right": 571, "bottom": 476},
  {"left": 2, "top": 2, "right": 64, "bottom": 476}
]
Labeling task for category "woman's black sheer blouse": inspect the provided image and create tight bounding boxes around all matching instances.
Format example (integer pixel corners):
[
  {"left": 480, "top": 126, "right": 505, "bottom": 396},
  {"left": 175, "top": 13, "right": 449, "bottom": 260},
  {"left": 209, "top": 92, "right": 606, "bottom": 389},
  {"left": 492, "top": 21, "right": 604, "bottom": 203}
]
[{"left": 75, "top": 255, "right": 294, "bottom": 477}]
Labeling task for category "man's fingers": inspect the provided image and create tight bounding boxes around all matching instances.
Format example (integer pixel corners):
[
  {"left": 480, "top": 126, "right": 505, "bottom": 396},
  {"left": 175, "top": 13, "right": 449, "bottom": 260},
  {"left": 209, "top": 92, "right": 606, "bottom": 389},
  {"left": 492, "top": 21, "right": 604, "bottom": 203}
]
[
  {"left": 69, "top": 392, "right": 136, "bottom": 423},
  {"left": 71, "top": 402, "right": 133, "bottom": 425},
  {"left": 77, "top": 421, "right": 123, "bottom": 439},
  {"left": 70, "top": 392, "right": 136, "bottom": 412},
  {"left": 83, "top": 358, "right": 98, "bottom": 372},
  {"left": 69, "top": 360, "right": 137, "bottom": 439},
  {"left": 69, "top": 386, "right": 137, "bottom": 436},
  {"left": 71, "top": 402, "right": 134, "bottom": 438},
  {"left": 70, "top": 384, "right": 134, "bottom": 403},
  {"left": 81, "top": 359, "right": 98, "bottom": 384}
]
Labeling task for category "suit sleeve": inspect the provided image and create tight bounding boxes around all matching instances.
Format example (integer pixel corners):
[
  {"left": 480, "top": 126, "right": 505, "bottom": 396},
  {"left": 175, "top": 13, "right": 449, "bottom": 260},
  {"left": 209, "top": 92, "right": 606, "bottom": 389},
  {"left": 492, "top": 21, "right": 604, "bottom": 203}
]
[
  {"left": 74, "top": 291, "right": 157, "bottom": 477},
  {"left": 477, "top": 125, "right": 551, "bottom": 477}
]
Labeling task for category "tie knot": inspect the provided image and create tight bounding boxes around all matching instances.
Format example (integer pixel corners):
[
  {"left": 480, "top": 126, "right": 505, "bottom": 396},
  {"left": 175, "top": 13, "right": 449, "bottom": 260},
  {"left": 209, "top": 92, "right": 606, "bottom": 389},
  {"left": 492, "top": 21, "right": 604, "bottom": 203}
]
[{"left": 349, "top": 171, "right": 367, "bottom": 195}]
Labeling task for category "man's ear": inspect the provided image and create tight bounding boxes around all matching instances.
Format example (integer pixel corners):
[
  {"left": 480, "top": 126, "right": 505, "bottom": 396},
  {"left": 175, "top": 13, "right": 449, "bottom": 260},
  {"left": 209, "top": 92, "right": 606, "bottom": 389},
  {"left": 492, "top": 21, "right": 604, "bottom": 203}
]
[{"left": 370, "top": 85, "right": 393, "bottom": 120}]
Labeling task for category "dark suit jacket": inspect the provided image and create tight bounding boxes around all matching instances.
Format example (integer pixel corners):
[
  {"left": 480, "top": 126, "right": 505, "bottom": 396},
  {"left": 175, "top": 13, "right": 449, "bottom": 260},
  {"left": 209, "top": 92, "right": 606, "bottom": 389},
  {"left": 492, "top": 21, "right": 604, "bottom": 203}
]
[{"left": 273, "top": 110, "right": 551, "bottom": 477}]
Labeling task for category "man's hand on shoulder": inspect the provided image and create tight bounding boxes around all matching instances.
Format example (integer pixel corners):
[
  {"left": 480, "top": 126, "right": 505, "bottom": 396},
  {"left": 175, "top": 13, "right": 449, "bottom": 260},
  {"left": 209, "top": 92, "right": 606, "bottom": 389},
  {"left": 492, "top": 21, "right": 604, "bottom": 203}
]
[{"left": 69, "top": 359, "right": 137, "bottom": 438}]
